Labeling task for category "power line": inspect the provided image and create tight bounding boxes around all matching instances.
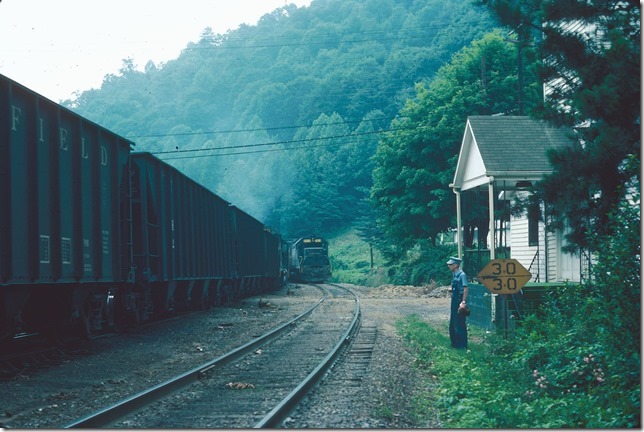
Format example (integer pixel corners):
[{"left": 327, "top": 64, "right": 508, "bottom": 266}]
[
  {"left": 154, "top": 124, "right": 421, "bottom": 159},
  {"left": 153, "top": 125, "right": 414, "bottom": 154},
  {"left": 159, "top": 140, "right": 348, "bottom": 160}
]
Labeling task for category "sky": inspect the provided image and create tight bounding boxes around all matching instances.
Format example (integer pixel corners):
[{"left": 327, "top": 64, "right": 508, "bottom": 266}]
[{"left": 0, "top": 0, "right": 312, "bottom": 102}]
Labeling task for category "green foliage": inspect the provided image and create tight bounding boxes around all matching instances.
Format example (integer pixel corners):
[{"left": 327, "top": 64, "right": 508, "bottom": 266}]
[
  {"left": 275, "top": 112, "right": 381, "bottom": 237},
  {"left": 326, "top": 228, "right": 388, "bottom": 286},
  {"left": 371, "top": 29, "right": 540, "bottom": 251},
  {"left": 386, "top": 241, "right": 456, "bottom": 286},
  {"left": 397, "top": 197, "right": 641, "bottom": 428},
  {"left": 483, "top": 0, "right": 641, "bottom": 252},
  {"left": 398, "top": 306, "right": 640, "bottom": 428},
  {"left": 66, "top": 0, "right": 497, "bottom": 238}
]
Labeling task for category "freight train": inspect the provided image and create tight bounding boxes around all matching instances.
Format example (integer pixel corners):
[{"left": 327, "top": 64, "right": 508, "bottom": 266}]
[
  {"left": 0, "top": 73, "right": 288, "bottom": 344},
  {"left": 288, "top": 236, "right": 332, "bottom": 283}
]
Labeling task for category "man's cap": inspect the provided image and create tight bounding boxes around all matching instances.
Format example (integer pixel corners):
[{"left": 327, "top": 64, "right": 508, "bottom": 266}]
[{"left": 446, "top": 257, "right": 462, "bottom": 265}]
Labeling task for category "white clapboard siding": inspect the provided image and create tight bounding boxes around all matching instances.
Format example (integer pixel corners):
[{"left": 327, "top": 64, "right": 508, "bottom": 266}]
[{"left": 509, "top": 214, "right": 547, "bottom": 283}]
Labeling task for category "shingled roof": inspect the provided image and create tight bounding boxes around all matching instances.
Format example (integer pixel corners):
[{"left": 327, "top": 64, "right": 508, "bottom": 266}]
[{"left": 452, "top": 115, "right": 576, "bottom": 191}]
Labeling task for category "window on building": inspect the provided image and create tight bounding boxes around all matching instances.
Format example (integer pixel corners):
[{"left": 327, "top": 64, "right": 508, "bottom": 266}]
[{"left": 528, "top": 204, "right": 540, "bottom": 247}]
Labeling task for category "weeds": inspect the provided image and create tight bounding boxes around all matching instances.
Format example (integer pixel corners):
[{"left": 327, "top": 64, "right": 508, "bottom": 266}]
[
  {"left": 396, "top": 191, "right": 640, "bottom": 428},
  {"left": 397, "top": 313, "right": 640, "bottom": 428}
]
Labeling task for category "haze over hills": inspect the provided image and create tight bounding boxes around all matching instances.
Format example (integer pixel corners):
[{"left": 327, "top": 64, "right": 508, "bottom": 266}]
[{"left": 67, "top": 0, "right": 497, "bottom": 237}]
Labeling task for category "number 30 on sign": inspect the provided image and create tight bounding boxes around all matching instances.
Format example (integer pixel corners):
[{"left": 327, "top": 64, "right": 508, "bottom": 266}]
[{"left": 476, "top": 259, "right": 531, "bottom": 294}]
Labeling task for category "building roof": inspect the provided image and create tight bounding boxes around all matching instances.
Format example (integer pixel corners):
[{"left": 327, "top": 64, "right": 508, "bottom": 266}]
[{"left": 452, "top": 115, "right": 576, "bottom": 191}]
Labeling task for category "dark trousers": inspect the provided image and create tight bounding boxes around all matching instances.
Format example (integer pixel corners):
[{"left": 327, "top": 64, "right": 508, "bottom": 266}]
[{"left": 449, "top": 293, "right": 468, "bottom": 349}]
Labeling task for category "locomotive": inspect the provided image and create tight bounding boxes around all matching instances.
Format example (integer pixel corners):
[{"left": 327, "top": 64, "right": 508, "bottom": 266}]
[
  {"left": 288, "top": 236, "right": 332, "bottom": 283},
  {"left": 0, "top": 73, "right": 287, "bottom": 344}
]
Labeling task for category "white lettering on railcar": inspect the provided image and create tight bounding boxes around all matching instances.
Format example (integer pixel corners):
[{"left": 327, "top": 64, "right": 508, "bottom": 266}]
[
  {"left": 59, "top": 127, "right": 68, "bottom": 151},
  {"left": 10, "top": 103, "right": 111, "bottom": 166},
  {"left": 40, "top": 235, "right": 50, "bottom": 264},
  {"left": 81, "top": 137, "right": 89, "bottom": 159},
  {"left": 38, "top": 118, "right": 45, "bottom": 142},
  {"left": 83, "top": 238, "right": 92, "bottom": 273},
  {"left": 102, "top": 230, "right": 110, "bottom": 255},
  {"left": 61, "top": 237, "right": 72, "bottom": 264},
  {"left": 11, "top": 105, "right": 21, "bottom": 130},
  {"left": 101, "top": 145, "right": 108, "bottom": 166}
]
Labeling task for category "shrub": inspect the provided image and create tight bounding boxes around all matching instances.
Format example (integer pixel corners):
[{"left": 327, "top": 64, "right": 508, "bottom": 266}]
[
  {"left": 398, "top": 194, "right": 641, "bottom": 428},
  {"left": 398, "top": 312, "right": 640, "bottom": 428},
  {"left": 387, "top": 241, "right": 456, "bottom": 286}
]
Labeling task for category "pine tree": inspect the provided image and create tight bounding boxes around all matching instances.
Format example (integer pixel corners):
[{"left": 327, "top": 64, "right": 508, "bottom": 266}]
[{"left": 481, "top": 0, "right": 641, "bottom": 252}]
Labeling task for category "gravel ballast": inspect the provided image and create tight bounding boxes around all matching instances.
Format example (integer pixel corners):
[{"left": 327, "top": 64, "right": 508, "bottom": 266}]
[{"left": 0, "top": 283, "right": 450, "bottom": 429}]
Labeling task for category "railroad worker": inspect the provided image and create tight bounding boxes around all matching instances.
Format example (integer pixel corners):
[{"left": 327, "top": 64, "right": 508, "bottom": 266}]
[{"left": 446, "top": 257, "right": 468, "bottom": 349}]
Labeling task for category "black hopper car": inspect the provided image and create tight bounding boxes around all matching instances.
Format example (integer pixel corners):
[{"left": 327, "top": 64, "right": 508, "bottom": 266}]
[
  {"left": 0, "top": 74, "right": 287, "bottom": 344},
  {"left": 289, "top": 236, "right": 332, "bottom": 283}
]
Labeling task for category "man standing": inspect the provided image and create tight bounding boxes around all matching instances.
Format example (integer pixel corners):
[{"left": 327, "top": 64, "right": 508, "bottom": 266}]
[{"left": 447, "top": 257, "right": 468, "bottom": 349}]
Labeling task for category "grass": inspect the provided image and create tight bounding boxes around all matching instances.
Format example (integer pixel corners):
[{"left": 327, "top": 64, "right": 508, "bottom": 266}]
[
  {"left": 396, "top": 315, "right": 640, "bottom": 428},
  {"left": 327, "top": 228, "right": 388, "bottom": 286}
]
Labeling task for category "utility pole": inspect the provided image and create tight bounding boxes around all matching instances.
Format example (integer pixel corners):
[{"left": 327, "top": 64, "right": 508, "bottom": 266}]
[{"left": 505, "top": 28, "right": 530, "bottom": 116}]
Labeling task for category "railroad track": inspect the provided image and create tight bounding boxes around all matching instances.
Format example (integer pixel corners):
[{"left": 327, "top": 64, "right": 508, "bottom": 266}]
[
  {"left": 281, "top": 321, "right": 379, "bottom": 428},
  {"left": 63, "top": 283, "right": 361, "bottom": 428}
]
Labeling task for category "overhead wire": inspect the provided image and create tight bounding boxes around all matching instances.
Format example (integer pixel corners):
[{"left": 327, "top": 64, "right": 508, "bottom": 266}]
[
  {"left": 154, "top": 124, "right": 421, "bottom": 160},
  {"left": 130, "top": 19, "right": 488, "bottom": 158},
  {"left": 160, "top": 140, "right": 347, "bottom": 160},
  {"left": 124, "top": 21, "right": 474, "bottom": 143}
]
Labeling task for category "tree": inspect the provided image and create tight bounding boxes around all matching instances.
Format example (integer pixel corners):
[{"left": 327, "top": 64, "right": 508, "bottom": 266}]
[
  {"left": 69, "top": 0, "right": 498, "bottom": 238},
  {"left": 371, "top": 30, "right": 540, "bottom": 250},
  {"left": 481, "top": 0, "right": 640, "bottom": 252}
]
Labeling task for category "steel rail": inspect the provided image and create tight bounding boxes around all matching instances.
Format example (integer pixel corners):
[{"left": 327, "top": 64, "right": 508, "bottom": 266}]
[
  {"left": 253, "top": 284, "right": 361, "bottom": 428},
  {"left": 63, "top": 288, "right": 327, "bottom": 428}
]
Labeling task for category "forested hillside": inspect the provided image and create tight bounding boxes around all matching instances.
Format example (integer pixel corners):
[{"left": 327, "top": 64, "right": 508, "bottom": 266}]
[{"left": 66, "top": 0, "right": 497, "bottom": 238}]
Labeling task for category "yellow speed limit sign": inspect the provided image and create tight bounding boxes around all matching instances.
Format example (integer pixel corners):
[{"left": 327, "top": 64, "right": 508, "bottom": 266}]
[{"left": 477, "top": 259, "right": 531, "bottom": 294}]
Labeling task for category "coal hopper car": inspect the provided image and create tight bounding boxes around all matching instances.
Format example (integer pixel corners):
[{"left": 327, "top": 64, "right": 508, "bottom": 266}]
[
  {"left": 129, "top": 152, "right": 286, "bottom": 322},
  {"left": 0, "top": 73, "right": 133, "bottom": 341},
  {"left": 0, "top": 73, "right": 285, "bottom": 345}
]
